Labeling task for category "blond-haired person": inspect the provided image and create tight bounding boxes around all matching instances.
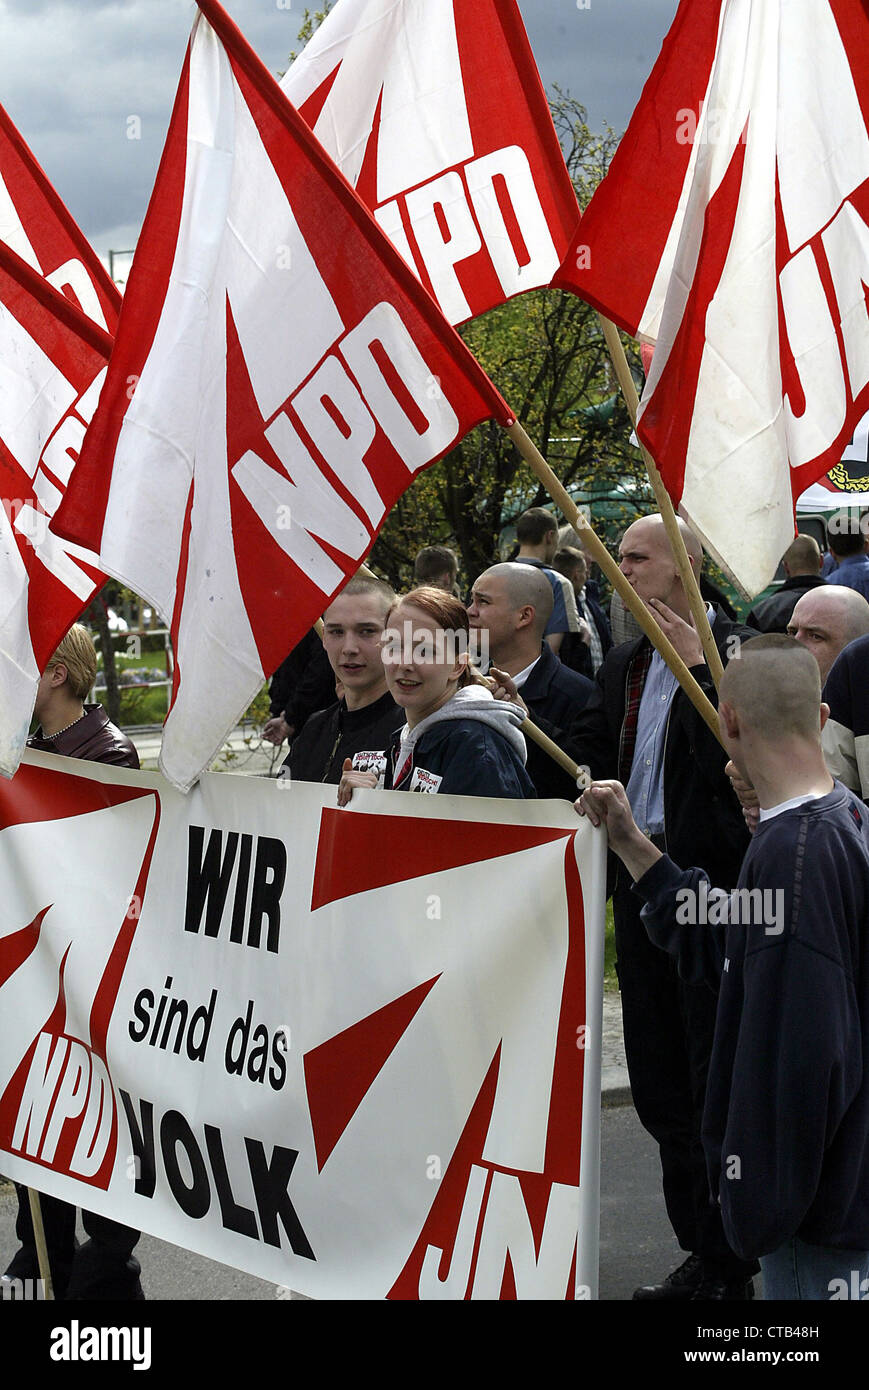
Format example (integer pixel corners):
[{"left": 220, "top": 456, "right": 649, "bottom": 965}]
[{"left": 3, "top": 624, "right": 142, "bottom": 1301}]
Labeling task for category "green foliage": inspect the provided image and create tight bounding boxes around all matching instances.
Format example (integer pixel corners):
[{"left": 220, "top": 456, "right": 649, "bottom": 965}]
[
  {"left": 242, "top": 684, "right": 272, "bottom": 725},
  {"left": 287, "top": 3, "right": 333, "bottom": 66},
  {"left": 118, "top": 686, "right": 168, "bottom": 727}
]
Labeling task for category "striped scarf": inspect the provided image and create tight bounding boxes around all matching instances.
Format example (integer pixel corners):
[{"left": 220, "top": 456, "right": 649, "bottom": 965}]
[{"left": 619, "top": 642, "right": 654, "bottom": 786}]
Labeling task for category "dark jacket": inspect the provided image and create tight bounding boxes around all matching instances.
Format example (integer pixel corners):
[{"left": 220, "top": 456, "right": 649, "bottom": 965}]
[
  {"left": 284, "top": 690, "right": 403, "bottom": 784},
  {"left": 559, "top": 585, "right": 614, "bottom": 679},
  {"left": 535, "top": 607, "right": 752, "bottom": 888},
  {"left": 822, "top": 633, "right": 869, "bottom": 799},
  {"left": 384, "top": 688, "right": 534, "bottom": 799},
  {"left": 268, "top": 630, "right": 335, "bottom": 729},
  {"left": 28, "top": 704, "right": 139, "bottom": 769},
  {"left": 634, "top": 785, "right": 869, "bottom": 1259},
  {"left": 746, "top": 574, "right": 827, "bottom": 633},
  {"left": 519, "top": 644, "right": 594, "bottom": 800}
]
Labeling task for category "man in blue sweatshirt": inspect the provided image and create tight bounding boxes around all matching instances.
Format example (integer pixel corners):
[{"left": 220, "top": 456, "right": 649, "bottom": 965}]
[{"left": 577, "top": 634, "right": 869, "bottom": 1299}]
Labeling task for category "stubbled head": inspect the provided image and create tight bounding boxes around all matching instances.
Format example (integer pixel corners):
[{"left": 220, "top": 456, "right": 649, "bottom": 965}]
[
  {"left": 413, "top": 544, "right": 458, "bottom": 592},
  {"left": 782, "top": 533, "right": 821, "bottom": 577},
  {"left": 552, "top": 546, "right": 587, "bottom": 592},
  {"left": 467, "top": 561, "right": 553, "bottom": 657},
  {"left": 719, "top": 634, "right": 822, "bottom": 747},
  {"left": 787, "top": 584, "right": 869, "bottom": 684}
]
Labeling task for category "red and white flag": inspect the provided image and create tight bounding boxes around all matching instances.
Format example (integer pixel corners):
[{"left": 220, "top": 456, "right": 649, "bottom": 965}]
[
  {"left": 555, "top": 0, "right": 869, "bottom": 596},
  {"left": 0, "top": 104, "right": 120, "bottom": 778},
  {"left": 0, "top": 101, "right": 121, "bottom": 333},
  {"left": 281, "top": 0, "right": 578, "bottom": 326},
  {"left": 53, "top": 0, "right": 512, "bottom": 793}
]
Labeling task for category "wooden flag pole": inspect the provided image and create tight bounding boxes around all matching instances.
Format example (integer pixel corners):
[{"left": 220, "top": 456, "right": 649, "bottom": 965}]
[
  {"left": 27, "top": 1188, "right": 54, "bottom": 1299},
  {"left": 596, "top": 313, "right": 724, "bottom": 689},
  {"left": 519, "top": 716, "right": 587, "bottom": 785},
  {"left": 505, "top": 419, "right": 725, "bottom": 748}
]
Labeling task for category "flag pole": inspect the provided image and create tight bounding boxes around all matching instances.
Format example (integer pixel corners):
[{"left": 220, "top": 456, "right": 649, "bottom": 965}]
[
  {"left": 519, "top": 716, "right": 587, "bottom": 785},
  {"left": 505, "top": 419, "right": 725, "bottom": 748},
  {"left": 596, "top": 313, "right": 724, "bottom": 689},
  {"left": 27, "top": 1188, "right": 54, "bottom": 1299}
]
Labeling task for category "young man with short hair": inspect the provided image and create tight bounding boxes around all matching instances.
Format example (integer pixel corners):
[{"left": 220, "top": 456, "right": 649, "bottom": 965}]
[
  {"left": 413, "top": 544, "right": 459, "bottom": 594},
  {"left": 468, "top": 561, "right": 593, "bottom": 799},
  {"left": 28, "top": 623, "right": 139, "bottom": 766},
  {"left": 745, "top": 533, "right": 827, "bottom": 633},
  {"left": 283, "top": 577, "right": 403, "bottom": 785},
  {"left": 827, "top": 510, "right": 869, "bottom": 600},
  {"left": 578, "top": 635, "right": 869, "bottom": 1299},
  {"left": 513, "top": 507, "right": 580, "bottom": 654}
]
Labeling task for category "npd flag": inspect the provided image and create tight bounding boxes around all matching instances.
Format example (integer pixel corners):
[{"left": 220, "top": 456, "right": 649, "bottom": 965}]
[
  {"left": 0, "top": 100, "right": 121, "bottom": 332},
  {"left": 281, "top": 0, "right": 579, "bottom": 325},
  {"left": 53, "top": 0, "right": 511, "bottom": 793},
  {"left": 0, "top": 100, "right": 121, "bottom": 777},
  {"left": 555, "top": 0, "right": 869, "bottom": 597}
]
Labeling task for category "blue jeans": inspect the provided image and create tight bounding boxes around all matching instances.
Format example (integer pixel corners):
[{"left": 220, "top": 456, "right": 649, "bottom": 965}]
[{"left": 761, "top": 1237, "right": 869, "bottom": 1300}]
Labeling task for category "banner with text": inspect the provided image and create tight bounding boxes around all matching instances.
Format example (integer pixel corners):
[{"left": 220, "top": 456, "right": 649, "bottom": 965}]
[{"left": 0, "top": 752, "right": 605, "bottom": 1300}]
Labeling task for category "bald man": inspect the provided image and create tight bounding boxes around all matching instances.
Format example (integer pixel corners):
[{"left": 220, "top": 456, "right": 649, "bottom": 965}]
[
  {"left": 528, "top": 513, "right": 756, "bottom": 1298},
  {"left": 578, "top": 635, "right": 869, "bottom": 1300},
  {"left": 468, "top": 563, "right": 593, "bottom": 799},
  {"left": 728, "top": 587, "right": 869, "bottom": 826},
  {"left": 746, "top": 534, "right": 826, "bottom": 634},
  {"left": 786, "top": 584, "right": 869, "bottom": 685}
]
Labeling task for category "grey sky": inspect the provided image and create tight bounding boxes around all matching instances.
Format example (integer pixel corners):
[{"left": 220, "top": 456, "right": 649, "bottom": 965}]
[{"left": 0, "top": 0, "right": 677, "bottom": 259}]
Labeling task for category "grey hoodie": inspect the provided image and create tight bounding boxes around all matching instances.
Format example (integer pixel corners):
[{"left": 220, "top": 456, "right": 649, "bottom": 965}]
[{"left": 393, "top": 684, "right": 528, "bottom": 777}]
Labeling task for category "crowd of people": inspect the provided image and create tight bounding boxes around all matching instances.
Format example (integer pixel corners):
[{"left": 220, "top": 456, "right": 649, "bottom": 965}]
[
  {"left": 10, "top": 504, "right": 869, "bottom": 1303},
  {"left": 270, "top": 505, "right": 869, "bottom": 1304}
]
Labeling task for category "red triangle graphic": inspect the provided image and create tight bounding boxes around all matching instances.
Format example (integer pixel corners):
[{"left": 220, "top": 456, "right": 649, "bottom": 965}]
[
  {"left": 0, "top": 761, "right": 153, "bottom": 832},
  {"left": 304, "top": 974, "right": 440, "bottom": 1171},
  {"left": 312, "top": 807, "right": 574, "bottom": 910}
]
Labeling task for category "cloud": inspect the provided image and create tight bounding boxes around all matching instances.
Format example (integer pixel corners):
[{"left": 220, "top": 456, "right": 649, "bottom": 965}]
[{"left": 0, "top": 0, "right": 678, "bottom": 250}]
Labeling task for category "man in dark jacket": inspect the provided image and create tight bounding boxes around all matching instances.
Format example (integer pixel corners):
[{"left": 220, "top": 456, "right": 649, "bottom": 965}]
[
  {"left": 551, "top": 547, "right": 613, "bottom": 678},
  {"left": 283, "top": 576, "right": 403, "bottom": 785},
  {"left": 746, "top": 534, "right": 827, "bottom": 633},
  {"left": 533, "top": 515, "right": 756, "bottom": 1299},
  {"left": 4, "top": 624, "right": 142, "bottom": 1300},
  {"left": 262, "top": 629, "right": 336, "bottom": 747},
  {"left": 578, "top": 636, "right": 869, "bottom": 1298},
  {"left": 467, "top": 562, "right": 593, "bottom": 799}
]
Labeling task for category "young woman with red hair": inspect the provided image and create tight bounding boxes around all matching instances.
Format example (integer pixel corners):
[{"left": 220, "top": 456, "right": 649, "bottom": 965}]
[{"left": 337, "top": 586, "right": 534, "bottom": 803}]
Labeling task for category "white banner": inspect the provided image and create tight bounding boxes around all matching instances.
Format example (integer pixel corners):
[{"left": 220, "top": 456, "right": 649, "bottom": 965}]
[{"left": 0, "top": 752, "right": 605, "bottom": 1300}]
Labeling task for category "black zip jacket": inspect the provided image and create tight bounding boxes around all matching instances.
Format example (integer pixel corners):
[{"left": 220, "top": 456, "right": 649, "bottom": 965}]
[
  {"left": 633, "top": 785, "right": 869, "bottom": 1259},
  {"left": 283, "top": 691, "right": 403, "bottom": 784},
  {"left": 746, "top": 574, "right": 828, "bottom": 633}
]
